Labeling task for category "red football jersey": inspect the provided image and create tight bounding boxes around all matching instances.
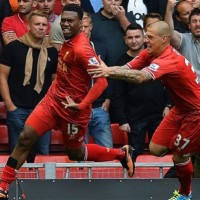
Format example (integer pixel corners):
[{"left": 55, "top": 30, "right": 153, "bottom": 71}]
[
  {"left": 46, "top": 32, "right": 106, "bottom": 123},
  {"left": 2, "top": 14, "right": 28, "bottom": 37},
  {"left": 127, "top": 45, "right": 200, "bottom": 113}
]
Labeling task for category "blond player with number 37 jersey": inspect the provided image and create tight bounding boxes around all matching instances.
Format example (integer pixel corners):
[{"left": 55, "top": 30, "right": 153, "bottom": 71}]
[{"left": 88, "top": 21, "right": 200, "bottom": 200}]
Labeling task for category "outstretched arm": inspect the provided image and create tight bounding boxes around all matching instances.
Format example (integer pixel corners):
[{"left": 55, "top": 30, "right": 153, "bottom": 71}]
[{"left": 88, "top": 59, "right": 153, "bottom": 84}]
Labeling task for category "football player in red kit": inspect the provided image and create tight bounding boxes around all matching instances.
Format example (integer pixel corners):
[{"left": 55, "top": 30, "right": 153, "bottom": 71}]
[
  {"left": 88, "top": 21, "right": 200, "bottom": 200},
  {"left": 0, "top": 4, "right": 134, "bottom": 199}
]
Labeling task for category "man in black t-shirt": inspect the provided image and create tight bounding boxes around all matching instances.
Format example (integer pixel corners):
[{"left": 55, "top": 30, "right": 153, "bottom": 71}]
[{"left": 0, "top": 10, "right": 58, "bottom": 162}]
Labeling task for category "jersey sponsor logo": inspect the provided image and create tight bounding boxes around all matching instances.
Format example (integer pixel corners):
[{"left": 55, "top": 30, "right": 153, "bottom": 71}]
[
  {"left": 88, "top": 57, "right": 99, "bottom": 65},
  {"left": 148, "top": 63, "right": 160, "bottom": 71},
  {"left": 63, "top": 51, "right": 69, "bottom": 60},
  {"left": 57, "top": 57, "right": 67, "bottom": 72}
]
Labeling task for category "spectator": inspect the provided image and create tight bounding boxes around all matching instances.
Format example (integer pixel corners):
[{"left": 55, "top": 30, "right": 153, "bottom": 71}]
[
  {"left": 1, "top": 0, "right": 51, "bottom": 46},
  {"left": 50, "top": 0, "right": 81, "bottom": 51},
  {"left": 81, "top": 12, "right": 108, "bottom": 60},
  {"left": 165, "top": 6, "right": 200, "bottom": 84},
  {"left": 36, "top": 0, "right": 59, "bottom": 26},
  {"left": 112, "top": 23, "right": 172, "bottom": 160},
  {"left": 165, "top": 0, "right": 193, "bottom": 33},
  {"left": 90, "top": 0, "right": 135, "bottom": 123},
  {"left": 0, "top": 5, "right": 134, "bottom": 199},
  {"left": 81, "top": 12, "right": 112, "bottom": 147},
  {"left": 91, "top": 0, "right": 135, "bottom": 66},
  {"left": 1, "top": 0, "right": 37, "bottom": 45},
  {"left": 88, "top": 20, "right": 200, "bottom": 200},
  {"left": 0, "top": 10, "right": 58, "bottom": 162},
  {"left": 184, "top": 0, "right": 200, "bottom": 181}
]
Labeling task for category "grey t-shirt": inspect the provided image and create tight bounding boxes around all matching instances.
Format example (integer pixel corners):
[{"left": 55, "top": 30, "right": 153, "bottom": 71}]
[
  {"left": 178, "top": 33, "right": 200, "bottom": 78},
  {"left": 50, "top": 15, "right": 64, "bottom": 45}
]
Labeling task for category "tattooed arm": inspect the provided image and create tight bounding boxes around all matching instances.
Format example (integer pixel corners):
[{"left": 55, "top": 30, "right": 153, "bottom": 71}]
[
  {"left": 88, "top": 60, "right": 153, "bottom": 84},
  {"left": 108, "top": 67, "right": 153, "bottom": 83}
]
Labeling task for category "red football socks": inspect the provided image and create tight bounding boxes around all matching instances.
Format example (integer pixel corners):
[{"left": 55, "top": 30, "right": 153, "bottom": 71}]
[
  {"left": 85, "top": 144, "right": 125, "bottom": 161},
  {"left": 175, "top": 159, "right": 193, "bottom": 196},
  {"left": 0, "top": 165, "right": 16, "bottom": 191}
]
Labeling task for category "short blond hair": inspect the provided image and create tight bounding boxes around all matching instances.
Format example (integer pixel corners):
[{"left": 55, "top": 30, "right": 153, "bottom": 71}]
[
  {"left": 28, "top": 10, "right": 49, "bottom": 22},
  {"left": 83, "top": 12, "right": 92, "bottom": 23},
  {"left": 148, "top": 21, "right": 172, "bottom": 39}
]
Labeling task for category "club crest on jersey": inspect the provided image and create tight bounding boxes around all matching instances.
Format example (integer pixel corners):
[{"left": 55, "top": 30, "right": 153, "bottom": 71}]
[
  {"left": 88, "top": 57, "right": 99, "bottom": 65},
  {"left": 149, "top": 63, "right": 160, "bottom": 71}
]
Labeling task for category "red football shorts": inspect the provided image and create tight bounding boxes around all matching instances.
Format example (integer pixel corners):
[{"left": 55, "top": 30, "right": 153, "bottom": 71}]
[
  {"left": 26, "top": 100, "right": 89, "bottom": 149},
  {"left": 152, "top": 108, "right": 200, "bottom": 155}
]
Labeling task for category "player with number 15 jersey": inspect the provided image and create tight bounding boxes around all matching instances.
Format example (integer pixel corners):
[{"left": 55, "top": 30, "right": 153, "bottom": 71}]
[{"left": 26, "top": 32, "right": 107, "bottom": 148}]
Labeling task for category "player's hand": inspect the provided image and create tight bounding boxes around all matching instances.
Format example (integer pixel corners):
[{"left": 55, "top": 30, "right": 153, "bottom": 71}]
[
  {"left": 88, "top": 56, "right": 110, "bottom": 78},
  {"left": 101, "top": 99, "right": 110, "bottom": 111},
  {"left": 61, "top": 96, "right": 80, "bottom": 111},
  {"left": 119, "top": 123, "right": 131, "bottom": 132}
]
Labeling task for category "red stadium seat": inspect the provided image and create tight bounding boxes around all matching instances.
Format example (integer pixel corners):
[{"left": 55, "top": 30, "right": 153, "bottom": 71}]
[
  {"left": 0, "top": 125, "right": 9, "bottom": 153},
  {"left": 0, "top": 102, "right": 6, "bottom": 120},
  {"left": 136, "top": 154, "right": 173, "bottom": 163},
  {"left": 134, "top": 154, "right": 173, "bottom": 178},
  {"left": 0, "top": 155, "right": 9, "bottom": 177},
  {"left": 111, "top": 123, "right": 128, "bottom": 148},
  {"left": 51, "top": 129, "right": 63, "bottom": 145},
  {"left": 34, "top": 155, "right": 73, "bottom": 179},
  {"left": 0, "top": 155, "right": 9, "bottom": 163},
  {"left": 34, "top": 155, "right": 71, "bottom": 163},
  {"left": 50, "top": 129, "right": 64, "bottom": 153}
]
